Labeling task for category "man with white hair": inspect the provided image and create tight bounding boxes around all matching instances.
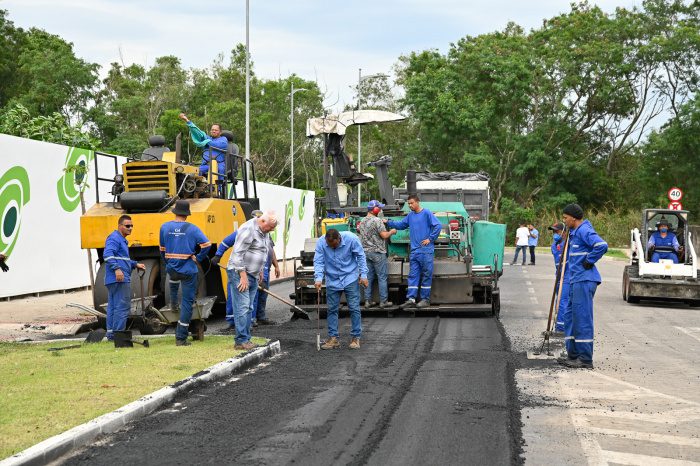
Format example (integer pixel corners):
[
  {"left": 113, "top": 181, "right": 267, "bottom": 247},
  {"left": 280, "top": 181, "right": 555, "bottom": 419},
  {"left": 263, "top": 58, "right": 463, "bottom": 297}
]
[{"left": 228, "top": 210, "right": 278, "bottom": 350}]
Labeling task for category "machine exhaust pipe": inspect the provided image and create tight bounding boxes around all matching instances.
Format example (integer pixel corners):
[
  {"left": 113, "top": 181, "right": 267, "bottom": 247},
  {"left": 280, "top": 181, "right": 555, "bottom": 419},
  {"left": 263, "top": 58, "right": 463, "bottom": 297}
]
[{"left": 406, "top": 170, "right": 417, "bottom": 197}]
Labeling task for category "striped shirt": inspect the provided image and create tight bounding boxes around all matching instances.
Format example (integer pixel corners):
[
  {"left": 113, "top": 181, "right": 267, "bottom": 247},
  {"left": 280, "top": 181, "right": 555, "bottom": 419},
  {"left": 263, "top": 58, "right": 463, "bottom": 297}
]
[{"left": 228, "top": 218, "right": 270, "bottom": 275}]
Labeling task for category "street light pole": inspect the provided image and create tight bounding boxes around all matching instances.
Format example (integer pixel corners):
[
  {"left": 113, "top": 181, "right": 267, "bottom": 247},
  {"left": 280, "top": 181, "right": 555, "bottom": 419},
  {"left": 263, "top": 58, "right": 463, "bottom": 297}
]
[
  {"left": 290, "top": 82, "right": 307, "bottom": 189},
  {"left": 356, "top": 69, "right": 389, "bottom": 206},
  {"left": 245, "top": 0, "right": 250, "bottom": 167},
  {"left": 357, "top": 68, "right": 362, "bottom": 206}
]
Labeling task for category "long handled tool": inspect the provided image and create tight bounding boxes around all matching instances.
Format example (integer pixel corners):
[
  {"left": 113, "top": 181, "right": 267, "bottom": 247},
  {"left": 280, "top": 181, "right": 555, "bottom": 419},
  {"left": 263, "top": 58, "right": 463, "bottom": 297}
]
[
  {"left": 316, "top": 289, "right": 321, "bottom": 351},
  {"left": 534, "top": 229, "right": 570, "bottom": 356},
  {"left": 216, "top": 263, "right": 310, "bottom": 320},
  {"left": 259, "top": 286, "right": 311, "bottom": 321}
]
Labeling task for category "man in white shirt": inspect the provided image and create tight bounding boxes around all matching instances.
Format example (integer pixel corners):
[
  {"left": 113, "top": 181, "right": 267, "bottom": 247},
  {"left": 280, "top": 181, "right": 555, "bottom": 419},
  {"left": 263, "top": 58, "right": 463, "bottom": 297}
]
[{"left": 511, "top": 222, "right": 530, "bottom": 265}]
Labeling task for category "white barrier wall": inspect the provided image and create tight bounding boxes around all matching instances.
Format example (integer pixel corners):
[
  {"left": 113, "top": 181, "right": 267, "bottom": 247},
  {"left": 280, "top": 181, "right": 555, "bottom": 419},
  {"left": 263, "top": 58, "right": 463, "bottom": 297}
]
[
  {"left": 0, "top": 134, "right": 315, "bottom": 298},
  {"left": 254, "top": 182, "right": 315, "bottom": 262}
]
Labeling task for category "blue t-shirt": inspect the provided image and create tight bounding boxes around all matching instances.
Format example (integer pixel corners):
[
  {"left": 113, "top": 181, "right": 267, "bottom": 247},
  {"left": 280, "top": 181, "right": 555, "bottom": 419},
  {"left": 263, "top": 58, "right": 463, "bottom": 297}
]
[{"left": 387, "top": 208, "right": 442, "bottom": 254}]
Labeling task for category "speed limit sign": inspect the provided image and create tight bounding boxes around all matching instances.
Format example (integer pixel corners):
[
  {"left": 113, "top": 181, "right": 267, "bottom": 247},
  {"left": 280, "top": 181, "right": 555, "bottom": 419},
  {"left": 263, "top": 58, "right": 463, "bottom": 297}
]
[{"left": 668, "top": 187, "right": 683, "bottom": 202}]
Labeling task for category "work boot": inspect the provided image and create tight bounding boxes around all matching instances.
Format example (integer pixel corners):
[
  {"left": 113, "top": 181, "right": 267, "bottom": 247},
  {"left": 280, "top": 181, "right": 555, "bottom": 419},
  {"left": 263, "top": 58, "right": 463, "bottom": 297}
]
[
  {"left": 560, "top": 358, "right": 593, "bottom": 369},
  {"left": 176, "top": 339, "right": 191, "bottom": 347},
  {"left": 320, "top": 336, "right": 340, "bottom": 350},
  {"left": 416, "top": 300, "right": 431, "bottom": 309},
  {"left": 349, "top": 337, "right": 361, "bottom": 349},
  {"left": 234, "top": 341, "right": 255, "bottom": 351},
  {"left": 379, "top": 301, "right": 393, "bottom": 309},
  {"left": 257, "top": 318, "right": 273, "bottom": 326},
  {"left": 400, "top": 298, "right": 416, "bottom": 309},
  {"left": 365, "top": 301, "right": 378, "bottom": 310}
]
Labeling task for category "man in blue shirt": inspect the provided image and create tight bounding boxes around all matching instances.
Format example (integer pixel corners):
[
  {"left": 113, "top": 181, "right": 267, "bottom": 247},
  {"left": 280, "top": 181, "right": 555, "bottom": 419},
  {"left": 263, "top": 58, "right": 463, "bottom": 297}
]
[
  {"left": 549, "top": 222, "right": 569, "bottom": 334},
  {"left": 179, "top": 113, "right": 228, "bottom": 179},
  {"left": 159, "top": 200, "right": 211, "bottom": 346},
  {"left": 211, "top": 230, "right": 239, "bottom": 331},
  {"left": 528, "top": 224, "right": 539, "bottom": 265},
  {"left": 647, "top": 218, "right": 681, "bottom": 263},
  {"left": 103, "top": 215, "right": 145, "bottom": 341},
  {"left": 387, "top": 194, "right": 442, "bottom": 309},
  {"left": 558, "top": 204, "right": 608, "bottom": 369},
  {"left": 314, "top": 229, "right": 368, "bottom": 350}
]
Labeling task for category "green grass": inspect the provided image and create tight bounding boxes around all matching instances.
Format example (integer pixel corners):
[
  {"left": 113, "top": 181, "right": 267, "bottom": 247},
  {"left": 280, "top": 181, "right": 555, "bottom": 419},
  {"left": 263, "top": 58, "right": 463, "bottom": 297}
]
[
  {"left": 0, "top": 335, "right": 267, "bottom": 459},
  {"left": 605, "top": 248, "right": 629, "bottom": 260}
]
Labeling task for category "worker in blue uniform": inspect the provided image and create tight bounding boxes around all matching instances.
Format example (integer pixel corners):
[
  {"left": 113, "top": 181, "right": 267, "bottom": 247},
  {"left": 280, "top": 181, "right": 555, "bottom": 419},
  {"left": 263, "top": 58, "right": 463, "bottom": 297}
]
[
  {"left": 548, "top": 222, "right": 569, "bottom": 334},
  {"left": 159, "top": 200, "right": 211, "bottom": 346},
  {"left": 648, "top": 218, "right": 681, "bottom": 263},
  {"left": 387, "top": 194, "right": 442, "bottom": 309},
  {"left": 103, "top": 215, "right": 145, "bottom": 341},
  {"left": 211, "top": 230, "right": 238, "bottom": 331},
  {"left": 179, "top": 113, "right": 228, "bottom": 179},
  {"left": 251, "top": 237, "right": 280, "bottom": 326},
  {"left": 558, "top": 204, "right": 608, "bottom": 369}
]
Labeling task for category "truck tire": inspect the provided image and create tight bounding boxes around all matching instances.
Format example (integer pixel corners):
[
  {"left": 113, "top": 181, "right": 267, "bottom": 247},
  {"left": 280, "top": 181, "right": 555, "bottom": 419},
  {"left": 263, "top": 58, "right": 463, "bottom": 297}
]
[{"left": 623, "top": 265, "right": 640, "bottom": 303}]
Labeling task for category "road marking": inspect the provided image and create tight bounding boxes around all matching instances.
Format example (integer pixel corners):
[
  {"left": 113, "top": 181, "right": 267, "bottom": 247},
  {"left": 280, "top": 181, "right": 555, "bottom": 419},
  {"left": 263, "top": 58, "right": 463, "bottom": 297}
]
[
  {"left": 528, "top": 288, "right": 535, "bottom": 294},
  {"left": 600, "top": 451, "right": 699, "bottom": 466},
  {"left": 674, "top": 326, "right": 700, "bottom": 344},
  {"left": 529, "top": 296, "right": 538, "bottom": 304},
  {"left": 526, "top": 281, "right": 532, "bottom": 286}
]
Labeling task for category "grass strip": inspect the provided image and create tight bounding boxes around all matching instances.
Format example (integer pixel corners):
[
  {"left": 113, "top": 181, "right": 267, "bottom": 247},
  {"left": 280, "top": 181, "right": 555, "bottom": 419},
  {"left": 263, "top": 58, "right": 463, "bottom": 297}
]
[{"left": 0, "top": 335, "right": 267, "bottom": 458}]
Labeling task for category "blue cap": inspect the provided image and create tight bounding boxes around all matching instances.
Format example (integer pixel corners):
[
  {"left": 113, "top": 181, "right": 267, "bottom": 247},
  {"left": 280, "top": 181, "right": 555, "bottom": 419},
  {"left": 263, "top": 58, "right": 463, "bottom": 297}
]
[{"left": 367, "top": 200, "right": 385, "bottom": 211}]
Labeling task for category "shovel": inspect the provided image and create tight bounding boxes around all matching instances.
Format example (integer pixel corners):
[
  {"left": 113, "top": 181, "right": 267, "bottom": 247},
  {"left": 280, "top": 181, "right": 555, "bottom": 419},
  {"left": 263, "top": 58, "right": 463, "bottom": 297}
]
[
  {"left": 215, "top": 263, "right": 310, "bottom": 320},
  {"left": 47, "top": 328, "right": 106, "bottom": 351}
]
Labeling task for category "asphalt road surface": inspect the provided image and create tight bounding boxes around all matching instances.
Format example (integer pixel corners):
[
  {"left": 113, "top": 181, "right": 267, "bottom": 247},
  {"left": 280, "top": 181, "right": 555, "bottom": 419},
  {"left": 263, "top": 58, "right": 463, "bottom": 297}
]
[{"left": 61, "top": 254, "right": 700, "bottom": 465}]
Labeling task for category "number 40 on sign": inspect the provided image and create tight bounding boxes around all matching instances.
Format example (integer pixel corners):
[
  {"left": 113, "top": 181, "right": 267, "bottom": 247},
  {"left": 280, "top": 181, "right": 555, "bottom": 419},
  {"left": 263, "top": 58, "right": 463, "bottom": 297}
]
[{"left": 668, "top": 187, "right": 683, "bottom": 210}]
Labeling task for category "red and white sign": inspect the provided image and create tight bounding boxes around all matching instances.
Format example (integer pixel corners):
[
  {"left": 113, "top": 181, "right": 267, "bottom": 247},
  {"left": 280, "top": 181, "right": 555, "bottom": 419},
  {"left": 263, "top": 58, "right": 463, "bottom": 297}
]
[
  {"left": 668, "top": 187, "right": 683, "bottom": 202},
  {"left": 668, "top": 201, "right": 683, "bottom": 211}
]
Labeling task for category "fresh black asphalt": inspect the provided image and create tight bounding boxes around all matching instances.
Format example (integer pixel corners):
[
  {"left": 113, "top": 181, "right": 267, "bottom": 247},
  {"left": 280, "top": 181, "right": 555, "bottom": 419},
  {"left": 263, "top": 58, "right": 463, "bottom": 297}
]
[{"left": 62, "top": 281, "right": 524, "bottom": 465}]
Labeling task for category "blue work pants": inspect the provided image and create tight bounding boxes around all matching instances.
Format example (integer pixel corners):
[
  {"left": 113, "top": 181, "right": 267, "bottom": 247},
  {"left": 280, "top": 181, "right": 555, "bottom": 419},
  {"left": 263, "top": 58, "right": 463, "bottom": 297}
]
[
  {"left": 407, "top": 252, "right": 433, "bottom": 301},
  {"left": 225, "top": 281, "right": 235, "bottom": 325},
  {"left": 365, "top": 252, "right": 389, "bottom": 303},
  {"left": 512, "top": 246, "right": 527, "bottom": 264},
  {"left": 326, "top": 281, "right": 362, "bottom": 338},
  {"left": 228, "top": 270, "right": 258, "bottom": 345},
  {"left": 168, "top": 270, "right": 198, "bottom": 341},
  {"left": 106, "top": 282, "right": 131, "bottom": 340},
  {"left": 651, "top": 251, "right": 678, "bottom": 263},
  {"left": 253, "top": 267, "right": 271, "bottom": 320},
  {"left": 564, "top": 280, "right": 597, "bottom": 363},
  {"left": 555, "top": 279, "right": 570, "bottom": 332}
]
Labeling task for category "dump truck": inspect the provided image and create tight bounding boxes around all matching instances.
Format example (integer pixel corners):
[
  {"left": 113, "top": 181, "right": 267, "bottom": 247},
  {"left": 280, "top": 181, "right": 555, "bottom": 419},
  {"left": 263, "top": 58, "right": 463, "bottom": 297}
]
[
  {"left": 293, "top": 111, "right": 505, "bottom": 316},
  {"left": 80, "top": 133, "right": 259, "bottom": 333},
  {"left": 623, "top": 208, "right": 700, "bottom": 305}
]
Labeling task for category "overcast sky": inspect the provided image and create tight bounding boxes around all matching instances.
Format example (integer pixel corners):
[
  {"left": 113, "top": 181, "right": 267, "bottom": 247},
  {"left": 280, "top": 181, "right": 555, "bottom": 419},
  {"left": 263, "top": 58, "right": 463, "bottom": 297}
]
[{"left": 2, "top": 0, "right": 640, "bottom": 111}]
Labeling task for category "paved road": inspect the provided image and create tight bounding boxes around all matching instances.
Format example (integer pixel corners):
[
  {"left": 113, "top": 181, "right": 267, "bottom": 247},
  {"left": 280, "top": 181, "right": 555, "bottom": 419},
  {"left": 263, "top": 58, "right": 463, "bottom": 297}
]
[
  {"left": 60, "top": 254, "right": 700, "bottom": 465},
  {"left": 502, "top": 255, "right": 700, "bottom": 465},
  {"left": 62, "top": 280, "right": 522, "bottom": 466}
]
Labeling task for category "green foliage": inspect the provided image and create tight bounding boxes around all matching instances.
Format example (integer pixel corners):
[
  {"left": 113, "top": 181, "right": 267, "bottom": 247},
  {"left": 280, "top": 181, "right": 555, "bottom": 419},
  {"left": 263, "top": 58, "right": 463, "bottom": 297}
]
[{"left": 0, "top": 103, "right": 98, "bottom": 149}]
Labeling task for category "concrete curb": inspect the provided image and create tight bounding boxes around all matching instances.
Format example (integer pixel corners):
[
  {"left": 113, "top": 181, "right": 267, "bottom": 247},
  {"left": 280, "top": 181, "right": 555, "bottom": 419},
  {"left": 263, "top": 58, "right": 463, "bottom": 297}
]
[{"left": 0, "top": 340, "right": 281, "bottom": 466}]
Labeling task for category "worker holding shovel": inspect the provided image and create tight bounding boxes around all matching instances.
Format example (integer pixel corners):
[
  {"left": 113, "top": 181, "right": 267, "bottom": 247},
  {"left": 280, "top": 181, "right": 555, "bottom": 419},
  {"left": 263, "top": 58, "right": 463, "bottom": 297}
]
[{"left": 104, "top": 215, "right": 145, "bottom": 341}]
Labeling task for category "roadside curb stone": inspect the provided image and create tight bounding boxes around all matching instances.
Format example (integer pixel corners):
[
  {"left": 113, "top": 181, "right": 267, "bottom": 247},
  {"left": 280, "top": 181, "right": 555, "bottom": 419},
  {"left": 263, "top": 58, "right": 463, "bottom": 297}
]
[{"left": 0, "top": 340, "right": 281, "bottom": 466}]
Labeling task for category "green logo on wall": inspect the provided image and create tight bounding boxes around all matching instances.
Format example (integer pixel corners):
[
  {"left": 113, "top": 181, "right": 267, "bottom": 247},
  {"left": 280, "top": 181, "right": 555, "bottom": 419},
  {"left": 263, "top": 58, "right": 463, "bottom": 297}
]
[
  {"left": 270, "top": 228, "right": 278, "bottom": 243},
  {"left": 298, "top": 190, "right": 307, "bottom": 220},
  {"left": 0, "top": 166, "right": 31, "bottom": 257},
  {"left": 57, "top": 147, "right": 94, "bottom": 212},
  {"left": 284, "top": 200, "right": 294, "bottom": 246}
]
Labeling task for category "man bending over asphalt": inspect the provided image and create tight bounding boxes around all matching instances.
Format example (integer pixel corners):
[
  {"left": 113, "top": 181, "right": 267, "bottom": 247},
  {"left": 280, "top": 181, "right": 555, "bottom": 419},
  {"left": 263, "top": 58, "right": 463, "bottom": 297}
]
[{"left": 314, "top": 228, "right": 368, "bottom": 349}]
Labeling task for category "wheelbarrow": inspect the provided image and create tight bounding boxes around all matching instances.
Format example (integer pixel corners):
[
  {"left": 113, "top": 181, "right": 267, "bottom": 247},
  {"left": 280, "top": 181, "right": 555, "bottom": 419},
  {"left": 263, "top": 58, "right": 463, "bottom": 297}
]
[{"left": 155, "top": 296, "right": 217, "bottom": 341}]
